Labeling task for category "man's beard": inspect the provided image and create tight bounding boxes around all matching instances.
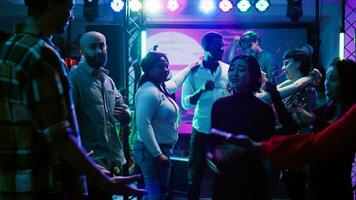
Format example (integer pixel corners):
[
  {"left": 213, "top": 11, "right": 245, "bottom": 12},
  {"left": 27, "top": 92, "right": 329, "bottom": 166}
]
[{"left": 85, "top": 52, "right": 107, "bottom": 69}]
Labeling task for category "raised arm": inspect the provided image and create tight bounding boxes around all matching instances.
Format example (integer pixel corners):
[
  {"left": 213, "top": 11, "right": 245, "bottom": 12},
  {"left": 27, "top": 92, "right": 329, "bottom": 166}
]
[
  {"left": 261, "top": 104, "right": 356, "bottom": 168},
  {"left": 228, "top": 36, "right": 240, "bottom": 63},
  {"left": 257, "top": 75, "right": 315, "bottom": 103},
  {"left": 165, "top": 62, "right": 199, "bottom": 94}
]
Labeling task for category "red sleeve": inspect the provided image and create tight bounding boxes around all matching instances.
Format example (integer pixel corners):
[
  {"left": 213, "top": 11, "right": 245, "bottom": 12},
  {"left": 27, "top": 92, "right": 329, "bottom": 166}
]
[{"left": 261, "top": 104, "right": 356, "bottom": 168}]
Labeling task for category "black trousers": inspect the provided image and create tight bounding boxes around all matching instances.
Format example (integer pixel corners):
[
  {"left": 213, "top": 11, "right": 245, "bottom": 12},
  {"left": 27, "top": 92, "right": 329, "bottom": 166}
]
[{"left": 187, "top": 128, "right": 209, "bottom": 200}]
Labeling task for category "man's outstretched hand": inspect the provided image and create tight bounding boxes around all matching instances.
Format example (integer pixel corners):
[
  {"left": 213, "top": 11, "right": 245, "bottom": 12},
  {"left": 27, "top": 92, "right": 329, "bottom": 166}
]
[
  {"left": 105, "top": 174, "right": 147, "bottom": 196},
  {"left": 210, "top": 128, "right": 261, "bottom": 152}
]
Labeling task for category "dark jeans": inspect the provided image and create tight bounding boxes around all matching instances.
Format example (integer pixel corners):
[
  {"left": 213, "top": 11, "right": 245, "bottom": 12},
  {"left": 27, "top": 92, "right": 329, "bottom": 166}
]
[{"left": 187, "top": 128, "right": 209, "bottom": 200}]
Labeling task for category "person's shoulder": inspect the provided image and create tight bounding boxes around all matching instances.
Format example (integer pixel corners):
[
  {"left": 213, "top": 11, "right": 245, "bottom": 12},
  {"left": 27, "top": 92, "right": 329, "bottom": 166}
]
[
  {"left": 136, "top": 82, "right": 160, "bottom": 96},
  {"left": 104, "top": 72, "right": 115, "bottom": 83},
  {"left": 250, "top": 93, "right": 272, "bottom": 109},
  {"left": 69, "top": 65, "right": 81, "bottom": 77},
  {"left": 214, "top": 95, "right": 232, "bottom": 106},
  {"left": 39, "top": 42, "right": 63, "bottom": 66},
  {"left": 7, "top": 34, "right": 45, "bottom": 61},
  {"left": 24, "top": 39, "right": 66, "bottom": 75}
]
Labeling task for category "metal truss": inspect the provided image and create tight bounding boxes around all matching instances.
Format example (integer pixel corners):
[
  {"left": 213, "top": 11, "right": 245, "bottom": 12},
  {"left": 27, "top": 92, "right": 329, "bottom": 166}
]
[
  {"left": 345, "top": 0, "right": 356, "bottom": 61},
  {"left": 126, "top": 0, "right": 144, "bottom": 106}
]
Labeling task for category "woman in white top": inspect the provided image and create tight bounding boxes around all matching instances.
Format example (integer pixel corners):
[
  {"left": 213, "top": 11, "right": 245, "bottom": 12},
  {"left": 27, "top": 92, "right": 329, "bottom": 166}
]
[{"left": 134, "top": 51, "right": 197, "bottom": 200}]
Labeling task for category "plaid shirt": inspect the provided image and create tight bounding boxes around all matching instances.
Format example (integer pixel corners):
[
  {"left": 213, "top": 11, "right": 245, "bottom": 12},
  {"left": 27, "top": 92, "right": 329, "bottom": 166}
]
[{"left": 0, "top": 22, "right": 86, "bottom": 199}]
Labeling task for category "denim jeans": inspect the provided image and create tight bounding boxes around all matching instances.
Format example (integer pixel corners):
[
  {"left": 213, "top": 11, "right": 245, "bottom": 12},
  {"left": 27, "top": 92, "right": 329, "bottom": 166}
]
[{"left": 134, "top": 141, "right": 173, "bottom": 200}]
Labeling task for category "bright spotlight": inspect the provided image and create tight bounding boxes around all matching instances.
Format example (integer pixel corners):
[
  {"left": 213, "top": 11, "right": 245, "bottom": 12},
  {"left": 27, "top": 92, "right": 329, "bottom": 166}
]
[
  {"left": 237, "top": 0, "right": 251, "bottom": 13},
  {"left": 111, "top": 0, "right": 125, "bottom": 12},
  {"left": 219, "top": 0, "right": 233, "bottom": 13},
  {"left": 141, "top": 31, "right": 147, "bottom": 59},
  {"left": 129, "top": 0, "right": 142, "bottom": 12},
  {"left": 167, "top": 0, "right": 180, "bottom": 12},
  {"left": 339, "top": 32, "right": 345, "bottom": 59},
  {"left": 199, "top": 0, "right": 215, "bottom": 14},
  {"left": 255, "top": 0, "right": 270, "bottom": 12},
  {"left": 146, "top": 0, "right": 162, "bottom": 14}
]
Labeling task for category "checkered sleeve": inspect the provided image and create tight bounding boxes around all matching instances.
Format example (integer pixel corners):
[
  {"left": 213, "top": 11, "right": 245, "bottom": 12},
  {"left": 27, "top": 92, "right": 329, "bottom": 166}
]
[{"left": 23, "top": 47, "right": 73, "bottom": 144}]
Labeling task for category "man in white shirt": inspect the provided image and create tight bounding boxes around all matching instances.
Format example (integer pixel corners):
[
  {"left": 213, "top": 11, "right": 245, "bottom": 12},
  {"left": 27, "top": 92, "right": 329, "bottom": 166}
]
[{"left": 181, "top": 32, "right": 230, "bottom": 200}]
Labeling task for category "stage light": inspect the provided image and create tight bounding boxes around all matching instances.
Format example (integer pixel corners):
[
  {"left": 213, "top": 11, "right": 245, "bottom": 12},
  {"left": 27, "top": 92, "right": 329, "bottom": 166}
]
[
  {"left": 219, "top": 0, "right": 233, "bottom": 13},
  {"left": 129, "top": 0, "right": 142, "bottom": 12},
  {"left": 287, "top": 0, "right": 302, "bottom": 22},
  {"left": 111, "top": 0, "right": 125, "bottom": 12},
  {"left": 167, "top": 0, "right": 180, "bottom": 12},
  {"left": 141, "top": 31, "right": 147, "bottom": 59},
  {"left": 146, "top": 0, "right": 162, "bottom": 14},
  {"left": 339, "top": 32, "right": 345, "bottom": 59},
  {"left": 83, "top": 0, "right": 99, "bottom": 22},
  {"left": 237, "top": 0, "right": 252, "bottom": 13},
  {"left": 255, "top": 0, "right": 270, "bottom": 12},
  {"left": 199, "top": 0, "right": 215, "bottom": 14}
]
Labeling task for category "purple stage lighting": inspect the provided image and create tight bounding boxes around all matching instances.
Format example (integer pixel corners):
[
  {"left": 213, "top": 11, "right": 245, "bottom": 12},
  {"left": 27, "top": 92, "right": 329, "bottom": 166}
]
[
  {"left": 199, "top": 0, "right": 215, "bottom": 14},
  {"left": 167, "top": 0, "right": 180, "bottom": 12}
]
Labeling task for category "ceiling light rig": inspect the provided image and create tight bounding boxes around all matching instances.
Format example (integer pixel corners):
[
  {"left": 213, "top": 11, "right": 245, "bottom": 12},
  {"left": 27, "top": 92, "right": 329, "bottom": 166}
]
[
  {"left": 199, "top": 0, "right": 216, "bottom": 14},
  {"left": 146, "top": 0, "right": 162, "bottom": 14},
  {"left": 166, "top": 0, "right": 180, "bottom": 12},
  {"left": 219, "top": 0, "right": 233, "bottom": 13},
  {"left": 110, "top": 0, "right": 125, "bottom": 12},
  {"left": 236, "top": 0, "right": 252, "bottom": 13},
  {"left": 129, "top": 0, "right": 142, "bottom": 12},
  {"left": 255, "top": 0, "right": 270, "bottom": 12}
]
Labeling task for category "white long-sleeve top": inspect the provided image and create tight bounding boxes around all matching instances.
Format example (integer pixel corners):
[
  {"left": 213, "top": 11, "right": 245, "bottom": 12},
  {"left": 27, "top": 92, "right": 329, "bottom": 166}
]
[
  {"left": 135, "top": 66, "right": 191, "bottom": 157},
  {"left": 181, "top": 61, "right": 230, "bottom": 134}
]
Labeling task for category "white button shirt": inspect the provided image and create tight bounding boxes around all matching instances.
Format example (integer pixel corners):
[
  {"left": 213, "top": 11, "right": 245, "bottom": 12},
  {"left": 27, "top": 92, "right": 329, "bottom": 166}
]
[{"left": 181, "top": 61, "right": 230, "bottom": 134}]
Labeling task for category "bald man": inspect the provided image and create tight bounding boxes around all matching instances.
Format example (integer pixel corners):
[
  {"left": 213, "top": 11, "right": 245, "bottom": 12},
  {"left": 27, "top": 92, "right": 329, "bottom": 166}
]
[{"left": 69, "top": 31, "right": 131, "bottom": 199}]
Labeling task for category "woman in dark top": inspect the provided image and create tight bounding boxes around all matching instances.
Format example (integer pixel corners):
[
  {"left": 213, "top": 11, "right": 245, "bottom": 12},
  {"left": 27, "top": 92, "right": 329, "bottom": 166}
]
[
  {"left": 267, "top": 58, "right": 356, "bottom": 200},
  {"left": 209, "top": 55, "right": 275, "bottom": 200}
]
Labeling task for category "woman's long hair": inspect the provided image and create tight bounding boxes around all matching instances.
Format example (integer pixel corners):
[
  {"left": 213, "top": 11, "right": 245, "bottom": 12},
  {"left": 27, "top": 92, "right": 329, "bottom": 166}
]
[{"left": 322, "top": 58, "right": 356, "bottom": 121}]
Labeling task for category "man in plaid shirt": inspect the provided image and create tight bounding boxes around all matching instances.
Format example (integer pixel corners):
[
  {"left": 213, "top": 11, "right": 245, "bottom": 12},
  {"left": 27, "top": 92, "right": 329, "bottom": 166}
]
[{"left": 0, "top": 0, "right": 144, "bottom": 199}]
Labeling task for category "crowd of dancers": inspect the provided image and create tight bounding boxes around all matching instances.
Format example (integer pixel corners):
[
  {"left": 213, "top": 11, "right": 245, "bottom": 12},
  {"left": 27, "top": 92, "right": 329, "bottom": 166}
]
[{"left": 1, "top": 0, "right": 356, "bottom": 200}]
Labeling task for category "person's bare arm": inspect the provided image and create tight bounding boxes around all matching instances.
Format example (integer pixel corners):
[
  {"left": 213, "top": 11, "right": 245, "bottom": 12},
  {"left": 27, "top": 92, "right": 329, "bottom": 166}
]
[{"left": 228, "top": 36, "right": 240, "bottom": 63}]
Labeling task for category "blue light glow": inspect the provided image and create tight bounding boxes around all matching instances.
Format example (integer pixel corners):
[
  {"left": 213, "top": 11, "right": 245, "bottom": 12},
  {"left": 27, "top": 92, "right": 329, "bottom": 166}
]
[
  {"left": 111, "top": 0, "right": 125, "bottom": 12},
  {"left": 129, "top": 0, "right": 142, "bottom": 12},
  {"left": 255, "top": 0, "right": 270, "bottom": 12},
  {"left": 237, "top": 0, "right": 251, "bottom": 13}
]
